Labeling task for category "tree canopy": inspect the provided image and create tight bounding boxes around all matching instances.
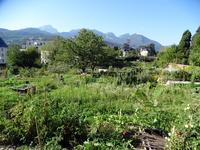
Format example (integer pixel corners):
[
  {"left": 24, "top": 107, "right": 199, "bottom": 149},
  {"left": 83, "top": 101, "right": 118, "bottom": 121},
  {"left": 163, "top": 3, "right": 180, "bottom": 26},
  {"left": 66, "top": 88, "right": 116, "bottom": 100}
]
[
  {"left": 189, "top": 26, "right": 200, "bottom": 66},
  {"left": 156, "top": 45, "right": 179, "bottom": 66},
  {"left": 178, "top": 30, "right": 191, "bottom": 64},
  {"left": 40, "top": 29, "right": 118, "bottom": 72},
  {"left": 7, "top": 45, "right": 41, "bottom": 73},
  {"left": 157, "top": 30, "right": 192, "bottom": 66},
  {"left": 41, "top": 36, "right": 68, "bottom": 63}
]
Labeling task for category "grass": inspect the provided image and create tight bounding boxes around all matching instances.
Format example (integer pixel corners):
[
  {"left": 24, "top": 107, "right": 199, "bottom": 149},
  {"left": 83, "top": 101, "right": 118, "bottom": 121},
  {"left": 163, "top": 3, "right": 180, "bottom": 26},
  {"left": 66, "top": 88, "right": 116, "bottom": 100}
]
[{"left": 1, "top": 70, "right": 200, "bottom": 149}]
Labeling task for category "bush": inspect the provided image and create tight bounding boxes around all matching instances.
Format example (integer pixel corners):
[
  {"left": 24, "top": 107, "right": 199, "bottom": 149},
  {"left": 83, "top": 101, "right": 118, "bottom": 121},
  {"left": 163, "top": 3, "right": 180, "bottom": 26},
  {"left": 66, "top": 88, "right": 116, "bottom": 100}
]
[
  {"left": 116, "top": 67, "right": 157, "bottom": 85},
  {"left": 47, "top": 62, "right": 70, "bottom": 74}
]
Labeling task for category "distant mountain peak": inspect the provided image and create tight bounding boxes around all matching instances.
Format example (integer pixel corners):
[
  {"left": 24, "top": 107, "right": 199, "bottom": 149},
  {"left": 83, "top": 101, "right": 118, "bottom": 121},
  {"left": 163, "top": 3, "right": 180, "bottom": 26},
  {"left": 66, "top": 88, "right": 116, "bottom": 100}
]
[
  {"left": 106, "top": 32, "right": 116, "bottom": 36},
  {"left": 39, "top": 25, "right": 58, "bottom": 34},
  {"left": 121, "top": 33, "right": 131, "bottom": 36},
  {"left": 0, "top": 27, "right": 163, "bottom": 51}
]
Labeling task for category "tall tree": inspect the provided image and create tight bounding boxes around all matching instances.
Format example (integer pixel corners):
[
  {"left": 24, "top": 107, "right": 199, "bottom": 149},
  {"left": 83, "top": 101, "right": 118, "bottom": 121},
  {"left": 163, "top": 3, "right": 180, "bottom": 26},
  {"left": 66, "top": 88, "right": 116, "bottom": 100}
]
[
  {"left": 149, "top": 43, "right": 156, "bottom": 56},
  {"left": 66, "top": 29, "right": 117, "bottom": 72},
  {"left": 191, "top": 26, "right": 200, "bottom": 48},
  {"left": 123, "top": 39, "right": 130, "bottom": 52},
  {"left": 196, "top": 26, "right": 200, "bottom": 34},
  {"left": 189, "top": 26, "right": 200, "bottom": 66},
  {"left": 7, "top": 44, "right": 22, "bottom": 73},
  {"left": 178, "top": 30, "right": 191, "bottom": 64}
]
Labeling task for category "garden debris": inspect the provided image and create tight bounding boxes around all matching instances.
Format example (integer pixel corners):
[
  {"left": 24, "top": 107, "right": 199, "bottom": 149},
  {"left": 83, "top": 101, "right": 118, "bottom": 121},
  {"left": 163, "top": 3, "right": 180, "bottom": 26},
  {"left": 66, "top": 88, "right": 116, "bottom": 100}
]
[
  {"left": 165, "top": 80, "right": 200, "bottom": 86},
  {"left": 135, "top": 133, "right": 166, "bottom": 150},
  {"left": 0, "top": 146, "right": 16, "bottom": 150},
  {"left": 11, "top": 84, "right": 36, "bottom": 94},
  {"left": 123, "top": 127, "right": 167, "bottom": 150}
]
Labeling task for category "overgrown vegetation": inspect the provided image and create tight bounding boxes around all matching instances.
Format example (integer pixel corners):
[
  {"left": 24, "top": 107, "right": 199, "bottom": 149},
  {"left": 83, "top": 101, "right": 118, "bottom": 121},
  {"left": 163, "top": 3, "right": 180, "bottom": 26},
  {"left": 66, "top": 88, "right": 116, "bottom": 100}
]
[
  {"left": 1, "top": 27, "right": 200, "bottom": 149},
  {"left": 1, "top": 69, "right": 200, "bottom": 149},
  {"left": 156, "top": 26, "right": 200, "bottom": 67}
]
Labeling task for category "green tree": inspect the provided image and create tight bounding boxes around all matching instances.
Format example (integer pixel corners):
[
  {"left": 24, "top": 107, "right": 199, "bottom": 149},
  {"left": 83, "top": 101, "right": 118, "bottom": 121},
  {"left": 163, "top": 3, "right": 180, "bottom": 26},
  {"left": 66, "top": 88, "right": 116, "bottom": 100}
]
[
  {"left": 123, "top": 43, "right": 130, "bottom": 52},
  {"left": 148, "top": 43, "right": 156, "bottom": 56},
  {"left": 100, "top": 46, "right": 118, "bottom": 67},
  {"left": 189, "top": 26, "right": 200, "bottom": 66},
  {"left": 41, "top": 37, "right": 69, "bottom": 63},
  {"left": 113, "top": 46, "right": 119, "bottom": 51},
  {"left": 23, "top": 46, "right": 41, "bottom": 67},
  {"left": 191, "top": 26, "right": 200, "bottom": 48},
  {"left": 189, "top": 47, "right": 200, "bottom": 66},
  {"left": 196, "top": 26, "right": 200, "bottom": 34},
  {"left": 7, "top": 44, "right": 22, "bottom": 74},
  {"left": 66, "top": 29, "right": 117, "bottom": 72},
  {"left": 7, "top": 45, "right": 41, "bottom": 74},
  {"left": 7, "top": 44, "right": 21, "bottom": 67},
  {"left": 178, "top": 30, "right": 191, "bottom": 64},
  {"left": 156, "top": 45, "right": 179, "bottom": 66}
]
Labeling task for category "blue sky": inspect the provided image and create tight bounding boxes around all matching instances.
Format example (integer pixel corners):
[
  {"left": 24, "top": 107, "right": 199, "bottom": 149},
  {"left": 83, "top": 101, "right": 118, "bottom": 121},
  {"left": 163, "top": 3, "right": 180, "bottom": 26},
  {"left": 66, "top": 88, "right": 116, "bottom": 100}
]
[{"left": 0, "top": 0, "right": 199, "bottom": 45}]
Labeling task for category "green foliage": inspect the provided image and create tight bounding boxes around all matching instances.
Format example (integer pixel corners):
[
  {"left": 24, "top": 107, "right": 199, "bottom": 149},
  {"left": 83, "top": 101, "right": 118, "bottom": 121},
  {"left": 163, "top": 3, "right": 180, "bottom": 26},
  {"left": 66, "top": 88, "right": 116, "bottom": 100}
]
[
  {"left": 163, "top": 70, "right": 192, "bottom": 81},
  {"left": 47, "top": 62, "right": 70, "bottom": 74},
  {"left": 7, "top": 45, "right": 22, "bottom": 74},
  {"left": 157, "top": 29, "right": 193, "bottom": 66},
  {"left": 1, "top": 72, "right": 200, "bottom": 149},
  {"left": 41, "top": 36, "right": 69, "bottom": 63},
  {"left": 191, "top": 27, "right": 200, "bottom": 48},
  {"left": 23, "top": 47, "right": 41, "bottom": 67},
  {"left": 7, "top": 45, "right": 41, "bottom": 74},
  {"left": 66, "top": 29, "right": 118, "bottom": 71},
  {"left": 149, "top": 43, "right": 157, "bottom": 56},
  {"left": 156, "top": 45, "right": 180, "bottom": 66},
  {"left": 3, "top": 27, "right": 200, "bottom": 149},
  {"left": 189, "top": 46, "right": 200, "bottom": 66},
  {"left": 42, "top": 30, "right": 118, "bottom": 72},
  {"left": 178, "top": 30, "right": 192, "bottom": 64},
  {"left": 189, "top": 27, "right": 200, "bottom": 66},
  {"left": 7, "top": 45, "right": 21, "bottom": 67}
]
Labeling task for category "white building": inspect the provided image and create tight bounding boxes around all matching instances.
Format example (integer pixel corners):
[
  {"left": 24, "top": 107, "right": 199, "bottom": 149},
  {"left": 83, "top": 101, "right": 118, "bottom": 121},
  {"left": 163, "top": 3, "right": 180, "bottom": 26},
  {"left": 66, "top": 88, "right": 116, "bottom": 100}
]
[
  {"left": 21, "top": 38, "right": 50, "bottom": 64},
  {"left": 140, "top": 48, "right": 149, "bottom": 57},
  {"left": 41, "top": 50, "right": 50, "bottom": 64},
  {"left": 21, "top": 38, "right": 47, "bottom": 50},
  {"left": 0, "top": 38, "right": 8, "bottom": 65}
]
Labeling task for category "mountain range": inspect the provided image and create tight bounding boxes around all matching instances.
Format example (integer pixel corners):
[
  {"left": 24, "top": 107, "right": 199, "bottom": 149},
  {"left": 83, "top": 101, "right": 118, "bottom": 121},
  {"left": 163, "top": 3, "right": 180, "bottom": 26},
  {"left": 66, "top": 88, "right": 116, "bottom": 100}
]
[{"left": 0, "top": 25, "right": 163, "bottom": 51}]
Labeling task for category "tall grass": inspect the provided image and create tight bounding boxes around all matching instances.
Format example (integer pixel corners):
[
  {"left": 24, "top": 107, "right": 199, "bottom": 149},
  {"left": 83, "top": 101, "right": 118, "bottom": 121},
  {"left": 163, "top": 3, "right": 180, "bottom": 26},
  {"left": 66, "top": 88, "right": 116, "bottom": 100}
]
[{"left": 1, "top": 73, "right": 200, "bottom": 149}]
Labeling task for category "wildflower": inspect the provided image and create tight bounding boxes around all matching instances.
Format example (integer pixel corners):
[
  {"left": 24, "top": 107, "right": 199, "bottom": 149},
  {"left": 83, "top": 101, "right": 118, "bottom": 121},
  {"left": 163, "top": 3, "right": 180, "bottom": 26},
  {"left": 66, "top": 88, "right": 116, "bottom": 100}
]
[
  {"left": 185, "top": 123, "right": 193, "bottom": 128},
  {"left": 106, "top": 142, "right": 114, "bottom": 147},
  {"left": 189, "top": 123, "right": 193, "bottom": 128},
  {"left": 171, "top": 126, "right": 176, "bottom": 135},
  {"left": 154, "top": 99, "right": 158, "bottom": 106},
  {"left": 165, "top": 137, "right": 170, "bottom": 142},
  {"left": 94, "top": 142, "right": 100, "bottom": 146},
  {"left": 184, "top": 104, "right": 190, "bottom": 111}
]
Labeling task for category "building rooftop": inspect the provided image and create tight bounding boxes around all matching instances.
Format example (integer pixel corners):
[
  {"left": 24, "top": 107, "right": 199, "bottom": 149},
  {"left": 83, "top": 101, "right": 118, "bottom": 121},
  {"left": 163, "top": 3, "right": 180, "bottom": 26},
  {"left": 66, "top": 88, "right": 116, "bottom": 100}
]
[{"left": 0, "top": 38, "right": 8, "bottom": 47}]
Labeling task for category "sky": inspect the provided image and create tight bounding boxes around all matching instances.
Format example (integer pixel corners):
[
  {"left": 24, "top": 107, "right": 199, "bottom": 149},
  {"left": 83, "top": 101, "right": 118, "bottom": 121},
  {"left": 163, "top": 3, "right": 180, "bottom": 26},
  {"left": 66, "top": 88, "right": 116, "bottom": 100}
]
[{"left": 0, "top": 0, "right": 200, "bottom": 45}]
